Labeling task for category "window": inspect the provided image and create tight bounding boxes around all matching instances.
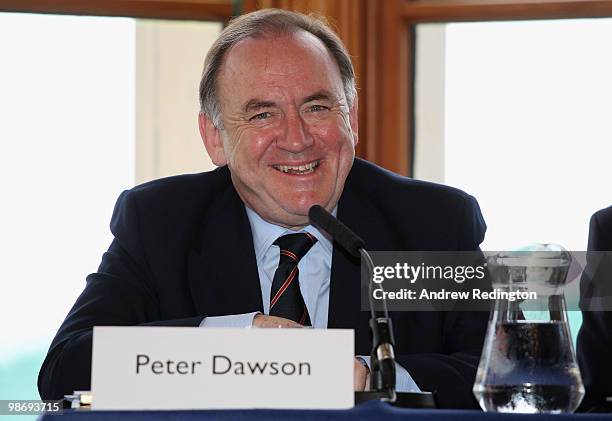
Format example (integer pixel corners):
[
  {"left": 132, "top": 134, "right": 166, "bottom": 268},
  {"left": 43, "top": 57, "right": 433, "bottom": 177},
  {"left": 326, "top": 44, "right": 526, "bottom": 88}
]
[
  {"left": 0, "top": 12, "right": 135, "bottom": 406},
  {"left": 416, "top": 18, "right": 612, "bottom": 250},
  {"left": 415, "top": 18, "right": 612, "bottom": 340},
  {"left": 0, "top": 12, "right": 220, "bottom": 406}
]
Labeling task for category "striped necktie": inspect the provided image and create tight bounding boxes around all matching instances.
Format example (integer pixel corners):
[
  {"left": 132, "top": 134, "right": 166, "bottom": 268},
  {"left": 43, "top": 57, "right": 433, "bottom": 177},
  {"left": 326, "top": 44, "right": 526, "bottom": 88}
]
[{"left": 269, "top": 232, "right": 318, "bottom": 326}]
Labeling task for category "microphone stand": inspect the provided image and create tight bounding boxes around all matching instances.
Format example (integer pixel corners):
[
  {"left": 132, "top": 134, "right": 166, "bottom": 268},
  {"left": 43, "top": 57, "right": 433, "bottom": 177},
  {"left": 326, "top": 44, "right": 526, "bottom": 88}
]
[
  {"left": 361, "top": 248, "right": 396, "bottom": 402},
  {"left": 355, "top": 248, "right": 436, "bottom": 409},
  {"left": 308, "top": 204, "right": 436, "bottom": 409}
]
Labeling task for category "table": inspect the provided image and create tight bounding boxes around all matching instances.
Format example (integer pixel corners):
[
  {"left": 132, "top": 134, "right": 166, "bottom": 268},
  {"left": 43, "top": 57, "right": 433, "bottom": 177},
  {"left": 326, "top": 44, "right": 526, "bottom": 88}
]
[{"left": 40, "top": 401, "right": 612, "bottom": 421}]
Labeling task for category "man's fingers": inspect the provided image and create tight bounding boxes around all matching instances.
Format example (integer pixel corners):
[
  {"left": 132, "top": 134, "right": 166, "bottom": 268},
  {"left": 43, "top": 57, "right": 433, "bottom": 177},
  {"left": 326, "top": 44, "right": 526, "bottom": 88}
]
[
  {"left": 353, "top": 358, "right": 368, "bottom": 391},
  {"left": 252, "top": 314, "right": 303, "bottom": 328}
]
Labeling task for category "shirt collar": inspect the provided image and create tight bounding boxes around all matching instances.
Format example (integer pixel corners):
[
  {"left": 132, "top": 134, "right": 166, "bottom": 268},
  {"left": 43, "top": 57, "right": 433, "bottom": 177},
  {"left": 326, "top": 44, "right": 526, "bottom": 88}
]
[{"left": 245, "top": 206, "right": 334, "bottom": 265}]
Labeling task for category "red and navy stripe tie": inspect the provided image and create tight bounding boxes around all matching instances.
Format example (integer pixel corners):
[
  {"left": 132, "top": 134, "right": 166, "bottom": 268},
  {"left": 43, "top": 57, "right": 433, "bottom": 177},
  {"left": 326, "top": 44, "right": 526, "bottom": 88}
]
[{"left": 269, "top": 232, "right": 317, "bottom": 326}]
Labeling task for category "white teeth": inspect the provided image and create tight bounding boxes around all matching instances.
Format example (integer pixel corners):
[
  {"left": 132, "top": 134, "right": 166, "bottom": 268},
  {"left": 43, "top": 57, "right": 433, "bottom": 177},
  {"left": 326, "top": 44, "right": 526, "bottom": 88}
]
[{"left": 274, "top": 160, "right": 319, "bottom": 174}]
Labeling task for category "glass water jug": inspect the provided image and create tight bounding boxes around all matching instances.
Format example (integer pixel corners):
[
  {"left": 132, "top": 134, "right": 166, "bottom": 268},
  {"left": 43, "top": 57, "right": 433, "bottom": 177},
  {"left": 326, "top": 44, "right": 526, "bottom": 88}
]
[{"left": 473, "top": 244, "right": 585, "bottom": 413}]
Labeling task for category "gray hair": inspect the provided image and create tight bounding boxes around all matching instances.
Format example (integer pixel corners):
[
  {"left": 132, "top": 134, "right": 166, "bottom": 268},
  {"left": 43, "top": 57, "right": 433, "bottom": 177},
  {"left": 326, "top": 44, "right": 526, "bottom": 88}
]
[{"left": 199, "top": 8, "right": 357, "bottom": 129}]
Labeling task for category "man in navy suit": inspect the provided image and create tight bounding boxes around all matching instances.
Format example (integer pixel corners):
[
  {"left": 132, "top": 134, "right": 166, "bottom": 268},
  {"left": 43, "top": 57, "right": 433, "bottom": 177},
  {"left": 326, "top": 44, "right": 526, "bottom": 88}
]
[
  {"left": 578, "top": 205, "right": 612, "bottom": 411},
  {"left": 39, "top": 9, "right": 488, "bottom": 408}
]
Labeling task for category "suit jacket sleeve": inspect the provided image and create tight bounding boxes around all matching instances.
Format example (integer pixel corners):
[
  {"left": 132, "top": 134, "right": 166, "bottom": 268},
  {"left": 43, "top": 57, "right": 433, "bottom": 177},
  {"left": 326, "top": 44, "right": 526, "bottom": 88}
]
[
  {"left": 396, "top": 194, "right": 489, "bottom": 409},
  {"left": 577, "top": 208, "right": 612, "bottom": 410},
  {"left": 38, "top": 190, "right": 205, "bottom": 400}
]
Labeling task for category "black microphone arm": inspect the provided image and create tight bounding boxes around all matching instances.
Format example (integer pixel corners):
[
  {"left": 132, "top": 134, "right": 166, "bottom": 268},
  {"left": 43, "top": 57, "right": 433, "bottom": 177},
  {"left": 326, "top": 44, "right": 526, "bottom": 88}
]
[{"left": 308, "top": 205, "right": 397, "bottom": 402}]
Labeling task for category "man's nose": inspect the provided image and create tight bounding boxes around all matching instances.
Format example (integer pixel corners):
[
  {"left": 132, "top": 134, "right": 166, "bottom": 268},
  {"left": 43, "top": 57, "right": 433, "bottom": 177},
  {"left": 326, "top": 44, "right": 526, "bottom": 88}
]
[{"left": 277, "top": 113, "right": 314, "bottom": 152}]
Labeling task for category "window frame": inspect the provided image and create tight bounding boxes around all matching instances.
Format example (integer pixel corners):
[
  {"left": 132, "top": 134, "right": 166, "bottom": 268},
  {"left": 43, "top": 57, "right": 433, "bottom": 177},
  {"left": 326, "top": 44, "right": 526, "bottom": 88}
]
[{"left": 0, "top": 0, "right": 234, "bottom": 21}]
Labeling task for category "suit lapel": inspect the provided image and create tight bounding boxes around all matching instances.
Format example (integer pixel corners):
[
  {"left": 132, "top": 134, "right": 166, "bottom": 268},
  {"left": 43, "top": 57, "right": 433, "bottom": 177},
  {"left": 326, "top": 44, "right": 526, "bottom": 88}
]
[
  {"left": 327, "top": 161, "right": 397, "bottom": 353},
  {"left": 188, "top": 172, "right": 263, "bottom": 317}
]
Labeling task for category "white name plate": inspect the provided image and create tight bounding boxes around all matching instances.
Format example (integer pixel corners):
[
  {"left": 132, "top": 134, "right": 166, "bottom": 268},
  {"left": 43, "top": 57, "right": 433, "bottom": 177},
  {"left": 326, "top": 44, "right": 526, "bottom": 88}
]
[{"left": 91, "top": 326, "right": 354, "bottom": 410}]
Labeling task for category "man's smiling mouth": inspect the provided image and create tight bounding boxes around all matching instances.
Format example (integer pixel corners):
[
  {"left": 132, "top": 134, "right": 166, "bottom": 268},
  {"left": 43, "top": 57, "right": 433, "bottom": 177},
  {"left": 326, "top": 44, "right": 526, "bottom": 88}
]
[{"left": 272, "top": 160, "right": 320, "bottom": 175}]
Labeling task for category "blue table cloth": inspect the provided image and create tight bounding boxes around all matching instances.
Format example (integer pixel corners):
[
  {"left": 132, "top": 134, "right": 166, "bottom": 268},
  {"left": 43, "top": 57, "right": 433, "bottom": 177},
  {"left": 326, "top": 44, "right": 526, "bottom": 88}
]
[{"left": 40, "top": 401, "right": 612, "bottom": 421}]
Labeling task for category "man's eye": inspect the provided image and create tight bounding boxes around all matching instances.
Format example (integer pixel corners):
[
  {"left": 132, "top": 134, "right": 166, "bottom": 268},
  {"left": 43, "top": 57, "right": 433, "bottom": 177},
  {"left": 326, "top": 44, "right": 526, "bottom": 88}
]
[
  {"left": 249, "top": 112, "right": 272, "bottom": 121},
  {"left": 308, "top": 104, "right": 329, "bottom": 112}
]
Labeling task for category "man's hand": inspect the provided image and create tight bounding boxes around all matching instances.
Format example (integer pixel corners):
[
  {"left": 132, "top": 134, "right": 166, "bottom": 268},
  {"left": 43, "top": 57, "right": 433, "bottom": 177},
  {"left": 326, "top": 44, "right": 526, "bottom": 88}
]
[
  {"left": 252, "top": 314, "right": 304, "bottom": 328},
  {"left": 354, "top": 358, "right": 370, "bottom": 391},
  {"left": 252, "top": 317, "right": 369, "bottom": 390}
]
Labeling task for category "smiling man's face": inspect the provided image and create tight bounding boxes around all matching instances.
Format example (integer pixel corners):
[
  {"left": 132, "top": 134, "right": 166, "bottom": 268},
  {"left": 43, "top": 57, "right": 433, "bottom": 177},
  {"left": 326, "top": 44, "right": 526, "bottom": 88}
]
[{"left": 200, "top": 30, "right": 358, "bottom": 229}]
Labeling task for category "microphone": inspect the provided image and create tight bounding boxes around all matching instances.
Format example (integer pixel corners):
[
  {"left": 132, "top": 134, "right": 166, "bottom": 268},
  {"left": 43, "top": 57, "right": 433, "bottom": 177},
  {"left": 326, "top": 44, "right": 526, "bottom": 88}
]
[
  {"left": 308, "top": 205, "right": 397, "bottom": 402},
  {"left": 308, "top": 205, "right": 364, "bottom": 258}
]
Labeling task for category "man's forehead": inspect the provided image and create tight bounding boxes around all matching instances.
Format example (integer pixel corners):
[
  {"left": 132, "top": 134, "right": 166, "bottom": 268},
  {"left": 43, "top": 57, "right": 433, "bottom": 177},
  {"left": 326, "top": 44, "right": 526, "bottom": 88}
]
[
  {"left": 219, "top": 31, "right": 338, "bottom": 80},
  {"left": 216, "top": 30, "right": 345, "bottom": 109}
]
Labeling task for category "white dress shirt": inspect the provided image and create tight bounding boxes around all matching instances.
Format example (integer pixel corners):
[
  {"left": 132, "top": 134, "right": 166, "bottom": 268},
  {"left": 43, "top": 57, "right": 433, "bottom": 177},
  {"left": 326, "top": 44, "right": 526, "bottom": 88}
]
[{"left": 200, "top": 205, "right": 419, "bottom": 392}]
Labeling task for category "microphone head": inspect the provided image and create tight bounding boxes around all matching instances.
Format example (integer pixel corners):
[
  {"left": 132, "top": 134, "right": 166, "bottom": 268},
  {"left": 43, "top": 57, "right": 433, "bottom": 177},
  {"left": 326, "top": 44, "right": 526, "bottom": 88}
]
[
  {"left": 308, "top": 205, "right": 365, "bottom": 258},
  {"left": 308, "top": 205, "right": 328, "bottom": 226}
]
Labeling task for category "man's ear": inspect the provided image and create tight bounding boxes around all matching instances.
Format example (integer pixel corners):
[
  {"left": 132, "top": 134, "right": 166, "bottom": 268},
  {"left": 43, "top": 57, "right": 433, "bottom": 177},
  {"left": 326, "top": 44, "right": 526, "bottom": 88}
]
[
  {"left": 348, "top": 95, "right": 359, "bottom": 146},
  {"left": 199, "top": 112, "right": 228, "bottom": 166}
]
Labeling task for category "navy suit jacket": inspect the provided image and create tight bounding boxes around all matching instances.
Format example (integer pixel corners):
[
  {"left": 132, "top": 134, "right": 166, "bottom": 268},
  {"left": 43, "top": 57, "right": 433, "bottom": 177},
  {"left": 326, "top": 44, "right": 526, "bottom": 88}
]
[
  {"left": 578, "top": 205, "right": 612, "bottom": 411},
  {"left": 38, "top": 158, "right": 488, "bottom": 408}
]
